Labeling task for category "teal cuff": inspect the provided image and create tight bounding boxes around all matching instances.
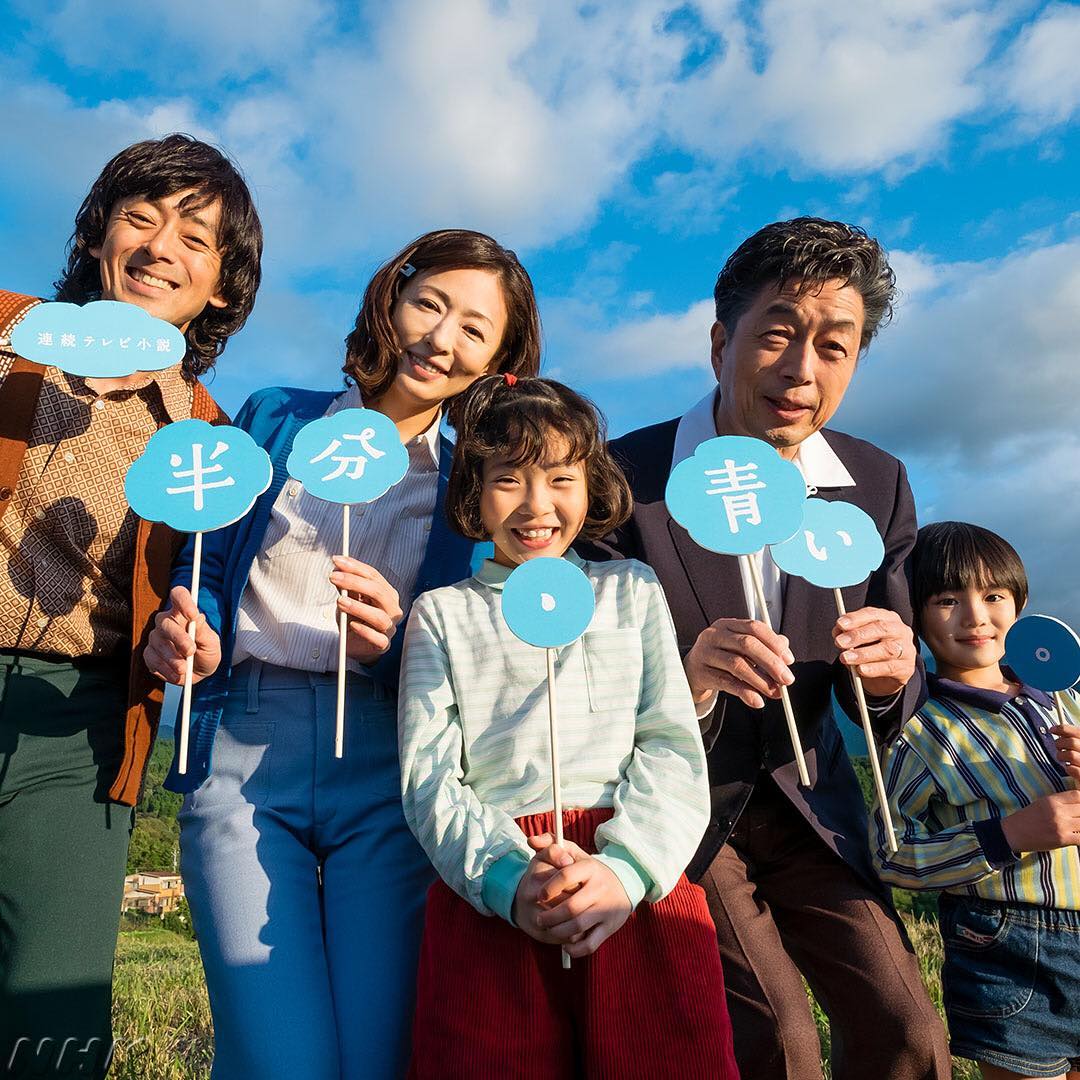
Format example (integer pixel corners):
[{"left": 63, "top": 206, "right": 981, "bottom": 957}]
[
  {"left": 594, "top": 845, "right": 652, "bottom": 910},
  {"left": 481, "top": 850, "right": 531, "bottom": 924}
]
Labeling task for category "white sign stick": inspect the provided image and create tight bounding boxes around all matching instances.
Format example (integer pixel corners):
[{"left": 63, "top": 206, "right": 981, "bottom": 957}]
[
  {"left": 834, "top": 588, "right": 899, "bottom": 853},
  {"left": 178, "top": 530, "right": 203, "bottom": 776},
  {"left": 546, "top": 647, "right": 571, "bottom": 970},
  {"left": 335, "top": 504, "right": 351, "bottom": 759},
  {"left": 742, "top": 553, "right": 810, "bottom": 787},
  {"left": 1054, "top": 691, "right": 1079, "bottom": 793}
]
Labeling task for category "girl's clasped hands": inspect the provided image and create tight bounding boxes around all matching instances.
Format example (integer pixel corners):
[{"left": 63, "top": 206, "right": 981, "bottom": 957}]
[{"left": 512, "top": 833, "right": 633, "bottom": 958}]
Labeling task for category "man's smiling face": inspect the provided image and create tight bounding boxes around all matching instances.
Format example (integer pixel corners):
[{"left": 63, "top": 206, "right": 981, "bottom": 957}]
[
  {"left": 711, "top": 278, "right": 865, "bottom": 458},
  {"left": 90, "top": 188, "right": 227, "bottom": 332}
]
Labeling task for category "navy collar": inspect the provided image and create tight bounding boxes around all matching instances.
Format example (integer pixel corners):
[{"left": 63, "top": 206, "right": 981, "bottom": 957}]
[{"left": 928, "top": 669, "right": 1054, "bottom": 713}]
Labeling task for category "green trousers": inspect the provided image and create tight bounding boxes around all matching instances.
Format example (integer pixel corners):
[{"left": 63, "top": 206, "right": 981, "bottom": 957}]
[{"left": 0, "top": 652, "right": 134, "bottom": 1079}]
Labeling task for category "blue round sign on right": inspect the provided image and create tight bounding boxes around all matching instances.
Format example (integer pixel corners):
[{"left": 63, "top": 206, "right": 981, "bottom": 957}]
[
  {"left": 1005, "top": 615, "right": 1080, "bottom": 692},
  {"left": 502, "top": 558, "right": 596, "bottom": 648}
]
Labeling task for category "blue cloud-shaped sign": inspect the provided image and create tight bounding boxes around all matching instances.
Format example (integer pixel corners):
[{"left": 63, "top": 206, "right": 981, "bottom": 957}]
[
  {"left": 771, "top": 498, "right": 885, "bottom": 589},
  {"left": 1005, "top": 615, "right": 1080, "bottom": 692},
  {"left": 665, "top": 435, "right": 806, "bottom": 556},
  {"left": 125, "top": 420, "right": 272, "bottom": 534},
  {"left": 286, "top": 408, "right": 409, "bottom": 504},
  {"left": 11, "top": 300, "right": 187, "bottom": 378},
  {"left": 502, "top": 558, "right": 596, "bottom": 648}
]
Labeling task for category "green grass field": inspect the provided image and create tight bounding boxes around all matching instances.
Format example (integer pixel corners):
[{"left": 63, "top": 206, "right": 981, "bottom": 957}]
[{"left": 110, "top": 918, "right": 980, "bottom": 1079}]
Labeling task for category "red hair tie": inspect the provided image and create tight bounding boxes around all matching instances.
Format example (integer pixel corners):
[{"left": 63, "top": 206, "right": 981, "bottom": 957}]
[{"left": 503, "top": 372, "right": 518, "bottom": 387}]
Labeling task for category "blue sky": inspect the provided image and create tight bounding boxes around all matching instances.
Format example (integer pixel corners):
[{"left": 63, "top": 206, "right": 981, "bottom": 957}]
[{"left": 4, "top": 0, "right": 1080, "bottom": 628}]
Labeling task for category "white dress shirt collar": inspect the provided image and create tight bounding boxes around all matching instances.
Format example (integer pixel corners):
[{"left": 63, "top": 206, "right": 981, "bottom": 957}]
[{"left": 671, "top": 387, "right": 856, "bottom": 490}]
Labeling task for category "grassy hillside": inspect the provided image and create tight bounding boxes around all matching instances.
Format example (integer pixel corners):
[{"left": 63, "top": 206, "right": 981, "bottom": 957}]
[
  {"left": 110, "top": 919, "right": 978, "bottom": 1079},
  {"left": 114, "top": 750, "right": 977, "bottom": 1077}
]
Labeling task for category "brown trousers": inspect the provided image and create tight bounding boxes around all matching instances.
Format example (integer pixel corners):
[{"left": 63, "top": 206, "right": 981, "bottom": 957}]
[{"left": 699, "top": 779, "right": 950, "bottom": 1080}]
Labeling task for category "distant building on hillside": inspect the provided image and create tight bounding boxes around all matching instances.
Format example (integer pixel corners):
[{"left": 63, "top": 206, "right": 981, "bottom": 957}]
[{"left": 122, "top": 871, "right": 184, "bottom": 916}]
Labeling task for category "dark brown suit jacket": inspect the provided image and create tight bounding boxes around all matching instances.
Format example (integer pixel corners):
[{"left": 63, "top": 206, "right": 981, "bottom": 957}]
[{"left": 580, "top": 415, "right": 926, "bottom": 886}]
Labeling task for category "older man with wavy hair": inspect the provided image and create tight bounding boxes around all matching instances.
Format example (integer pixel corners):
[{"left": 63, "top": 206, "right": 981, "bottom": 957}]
[
  {"left": 0, "top": 134, "right": 261, "bottom": 1077},
  {"left": 587, "top": 218, "right": 951, "bottom": 1079}
]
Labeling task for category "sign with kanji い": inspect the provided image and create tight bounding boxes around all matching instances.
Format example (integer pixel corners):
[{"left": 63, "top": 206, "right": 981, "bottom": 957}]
[
  {"left": 12, "top": 300, "right": 187, "bottom": 378},
  {"left": 125, "top": 420, "right": 272, "bottom": 533},
  {"left": 665, "top": 435, "right": 806, "bottom": 555},
  {"left": 286, "top": 408, "right": 409, "bottom": 503},
  {"left": 771, "top": 498, "right": 885, "bottom": 589}
]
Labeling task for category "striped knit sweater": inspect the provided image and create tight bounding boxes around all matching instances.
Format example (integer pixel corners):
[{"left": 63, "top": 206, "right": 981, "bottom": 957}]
[{"left": 872, "top": 673, "right": 1080, "bottom": 908}]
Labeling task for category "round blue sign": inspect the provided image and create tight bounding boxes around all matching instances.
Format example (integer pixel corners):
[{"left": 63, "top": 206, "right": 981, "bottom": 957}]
[
  {"left": 502, "top": 558, "right": 596, "bottom": 648},
  {"left": 1005, "top": 614, "right": 1080, "bottom": 692}
]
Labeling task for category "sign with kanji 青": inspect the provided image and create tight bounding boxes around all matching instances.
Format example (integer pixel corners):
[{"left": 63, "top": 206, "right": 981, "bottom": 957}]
[{"left": 665, "top": 435, "right": 806, "bottom": 556}]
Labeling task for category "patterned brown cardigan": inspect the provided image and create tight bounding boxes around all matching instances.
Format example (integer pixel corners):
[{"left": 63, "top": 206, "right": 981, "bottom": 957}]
[{"left": 0, "top": 288, "right": 227, "bottom": 805}]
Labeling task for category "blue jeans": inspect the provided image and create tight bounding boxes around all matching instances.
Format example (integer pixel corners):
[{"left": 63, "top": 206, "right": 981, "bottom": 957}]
[
  {"left": 940, "top": 894, "right": 1080, "bottom": 1077},
  {"left": 179, "top": 660, "right": 434, "bottom": 1080}
]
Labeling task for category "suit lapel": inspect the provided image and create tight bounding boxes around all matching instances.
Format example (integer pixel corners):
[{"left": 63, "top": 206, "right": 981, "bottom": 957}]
[{"left": 668, "top": 517, "right": 749, "bottom": 625}]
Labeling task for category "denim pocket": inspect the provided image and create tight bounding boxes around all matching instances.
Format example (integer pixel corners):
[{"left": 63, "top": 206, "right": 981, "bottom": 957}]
[
  {"left": 185, "top": 719, "right": 275, "bottom": 812},
  {"left": 941, "top": 901, "right": 1038, "bottom": 1019}
]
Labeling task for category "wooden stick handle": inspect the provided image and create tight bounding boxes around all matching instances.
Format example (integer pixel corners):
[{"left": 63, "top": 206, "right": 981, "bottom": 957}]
[
  {"left": 743, "top": 554, "right": 810, "bottom": 787},
  {"left": 835, "top": 589, "right": 898, "bottom": 853},
  {"left": 546, "top": 647, "right": 571, "bottom": 970},
  {"left": 335, "top": 504, "right": 351, "bottom": 759},
  {"left": 1055, "top": 691, "right": 1079, "bottom": 791},
  {"left": 178, "top": 531, "right": 203, "bottom": 776}
]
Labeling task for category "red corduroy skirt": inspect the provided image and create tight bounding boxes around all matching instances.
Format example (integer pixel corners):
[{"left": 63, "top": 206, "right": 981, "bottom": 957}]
[{"left": 408, "top": 807, "right": 739, "bottom": 1080}]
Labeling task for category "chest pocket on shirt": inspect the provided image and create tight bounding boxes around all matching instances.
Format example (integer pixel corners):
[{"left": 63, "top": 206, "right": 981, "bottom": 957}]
[{"left": 582, "top": 628, "right": 643, "bottom": 713}]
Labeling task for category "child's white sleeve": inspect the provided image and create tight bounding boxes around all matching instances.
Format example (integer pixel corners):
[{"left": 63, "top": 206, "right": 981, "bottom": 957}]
[
  {"left": 398, "top": 594, "right": 535, "bottom": 922},
  {"left": 871, "top": 734, "right": 1016, "bottom": 889},
  {"left": 592, "top": 569, "right": 710, "bottom": 902}
]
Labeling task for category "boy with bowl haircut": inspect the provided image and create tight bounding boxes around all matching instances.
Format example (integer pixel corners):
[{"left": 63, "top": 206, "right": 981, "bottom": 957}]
[{"left": 873, "top": 521, "right": 1080, "bottom": 1080}]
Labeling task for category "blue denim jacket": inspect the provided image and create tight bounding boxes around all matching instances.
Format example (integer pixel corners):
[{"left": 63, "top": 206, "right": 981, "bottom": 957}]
[{"left": 164, "top": 385, "right": 488, "bottom": 793}]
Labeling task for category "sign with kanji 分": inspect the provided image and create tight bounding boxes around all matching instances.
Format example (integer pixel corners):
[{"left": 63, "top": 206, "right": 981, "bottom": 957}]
[
  {"left": 286, "top": 408, "right": 409, "bottom": 504},
  {"left": 665, "top": 435, "right": 806, "bottom": 555},
  {"left": 771, "top": 499, "right": 885, "bottom": 589},
  {"left": 125, "top": 419, "right": 272, "bottom": 533},
  {"left": 12, "top": 300, "right": 187, "bottom": 378}
]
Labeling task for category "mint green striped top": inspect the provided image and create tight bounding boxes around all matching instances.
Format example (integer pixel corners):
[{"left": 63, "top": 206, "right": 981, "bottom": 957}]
[{"left": 398, "top": 552, "right": 710, "bottom": 923}]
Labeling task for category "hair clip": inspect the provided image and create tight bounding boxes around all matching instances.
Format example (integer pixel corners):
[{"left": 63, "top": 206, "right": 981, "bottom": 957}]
[
  {"left": 503, "top": 372, "right": 518, "bottom": 387},
  {"left": 400, "top": 263, "right": 417, "bottom": 278}
]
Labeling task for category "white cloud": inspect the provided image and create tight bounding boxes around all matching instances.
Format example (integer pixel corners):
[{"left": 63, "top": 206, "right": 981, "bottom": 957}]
[
  {"left": 545, "top": 297, "right": 714, "bottom": 381},
  {"left": 669, "top": 0, "right": 999, "bottom": 174},
  {"left": 838, "top": 238, "right": 1080, "bottom": 456},
  {"left": 840, "top": 238, "right": 1080, "bottom": 624},
  {"left": 1000, "top": 2, "right": 1080, "bottom": 128}
]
